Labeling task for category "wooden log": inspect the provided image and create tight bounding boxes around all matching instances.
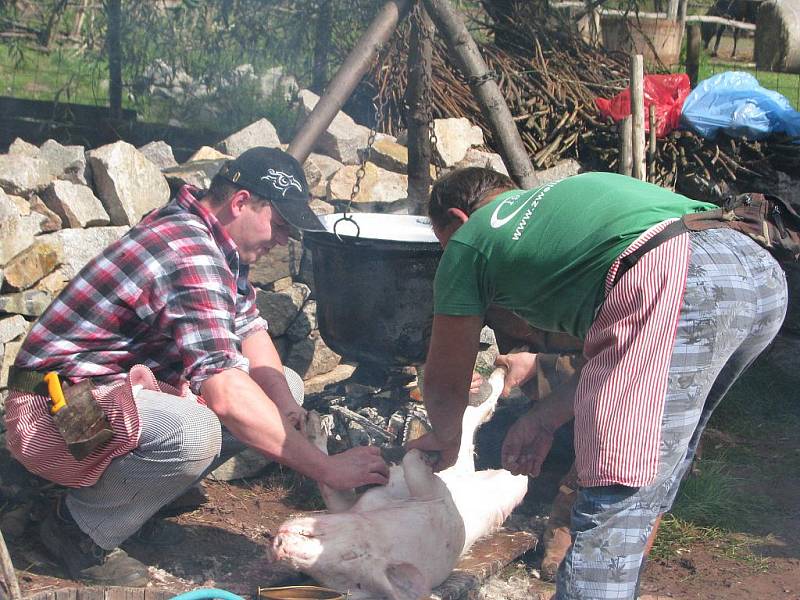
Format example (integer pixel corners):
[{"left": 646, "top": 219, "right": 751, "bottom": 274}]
[
  {"left": 686, "top": 24, "right": 702, "bottom": 88},
  {"left": 630, "top": 54, "right": 646, "bottom": 181},
  {"left": 755, "top": 0, "right": 800, "bottom": 74},
  {"left": 287, "top": 0, "right": 413, "bottom": 164},
  {"left": 406, "top": 6, "right": 434, "bottom": 213},
  {"left": 619, "top": 116, "right": 633, "bottom": 177},
  {"left": 422, "top": 0, "right": 537, "bottom": 188},
  {"left": 0, "top": 530, "right": 20, "bottom": 600}
]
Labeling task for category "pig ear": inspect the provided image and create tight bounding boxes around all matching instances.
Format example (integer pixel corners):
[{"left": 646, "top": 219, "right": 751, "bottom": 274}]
[{"left": 385, "top": 562, "right": 429, "bottom": 600}]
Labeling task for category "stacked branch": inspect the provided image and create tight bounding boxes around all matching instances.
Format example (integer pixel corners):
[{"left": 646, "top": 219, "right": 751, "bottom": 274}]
[{"left": 366, "top": 5, "right": 799, "bottom": 196}]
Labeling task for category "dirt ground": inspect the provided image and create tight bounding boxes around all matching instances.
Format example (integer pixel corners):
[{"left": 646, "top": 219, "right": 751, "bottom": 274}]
[{"left": 6, "top": 396, "right": 797, "bottom": 600}]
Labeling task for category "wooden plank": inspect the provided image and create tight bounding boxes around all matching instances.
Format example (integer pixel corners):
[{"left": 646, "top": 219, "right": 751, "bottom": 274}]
[
  {"left": 430, "top": 528, "right": 538, "bottom": 600},
  {"left": 76, "top": 587, "right": 104, "bottom": 600},
  {"left": 53, "top": 588, "right": 77, "bottom": 600}
]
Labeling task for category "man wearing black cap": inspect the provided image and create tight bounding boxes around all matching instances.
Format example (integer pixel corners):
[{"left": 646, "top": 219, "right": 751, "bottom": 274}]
[{"left": 5, "top": 147, "right": 390, "bottom": 587}]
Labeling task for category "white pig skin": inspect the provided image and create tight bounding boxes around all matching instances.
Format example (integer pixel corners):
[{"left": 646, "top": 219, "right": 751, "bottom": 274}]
[{"left": 272, "top": 368, "right": 529, "bottom": 600}]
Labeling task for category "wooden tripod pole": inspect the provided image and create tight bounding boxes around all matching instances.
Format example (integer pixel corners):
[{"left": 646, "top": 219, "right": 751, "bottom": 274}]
[
  {"left": 422, "top": 0, "right": 537, "bottom": 188},
  {"left": 0, "top": 530, "right": 21, "bottom": 600}
]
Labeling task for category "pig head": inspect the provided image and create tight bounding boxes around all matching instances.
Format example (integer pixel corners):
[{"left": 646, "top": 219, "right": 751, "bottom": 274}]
[{"left": 272, "top": 368, "right": 529, "bottom": 600}]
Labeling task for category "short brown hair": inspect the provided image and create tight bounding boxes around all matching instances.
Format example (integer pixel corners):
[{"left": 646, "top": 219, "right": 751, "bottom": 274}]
[
  {"left": 207, "top": 175, "right": 269, "bottom": 207},
  {"left": 428, "top": 167, "right": 515, "bottom": 228}
]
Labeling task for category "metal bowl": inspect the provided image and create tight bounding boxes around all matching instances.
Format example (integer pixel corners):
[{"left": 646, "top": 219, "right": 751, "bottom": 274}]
[{"left": 257, "top": 585, "right": 344, "bottom": 600}]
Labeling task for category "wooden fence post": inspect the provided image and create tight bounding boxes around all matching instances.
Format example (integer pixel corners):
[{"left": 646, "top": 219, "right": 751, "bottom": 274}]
[
  {"left": 630, "top": 54, "right": 646, "bottom": 181},
  {"left": 619, "top": 116, "right": 632, "bottom": 177},
  {"left": 686, "top": 24, "right": 702, "bottom": 88}
]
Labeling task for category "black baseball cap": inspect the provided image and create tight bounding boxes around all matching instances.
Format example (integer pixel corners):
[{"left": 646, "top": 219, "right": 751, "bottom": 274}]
[{"left": 216, "top": 147, "right": 325, "bottom": 232}]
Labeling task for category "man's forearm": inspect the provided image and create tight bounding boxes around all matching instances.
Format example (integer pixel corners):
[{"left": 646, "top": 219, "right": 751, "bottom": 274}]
[
  {"left": 201, "top": 368, "right": 328, "bottom": 481},
  {"left": 242, "top": 328, "right": 297, "bottom": 412}
]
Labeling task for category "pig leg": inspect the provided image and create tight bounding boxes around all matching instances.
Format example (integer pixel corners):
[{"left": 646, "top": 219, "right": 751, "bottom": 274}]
[
  {"left": 453, "top": 367, "right": 507, "bottom": 473},
  {"left": 303, "top": 411, "right": 357, "bottom": 512}
]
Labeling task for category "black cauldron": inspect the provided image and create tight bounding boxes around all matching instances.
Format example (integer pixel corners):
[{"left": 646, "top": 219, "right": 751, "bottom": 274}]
[{"left": 303, "top": 213, "right": 442, "bottom": 367}]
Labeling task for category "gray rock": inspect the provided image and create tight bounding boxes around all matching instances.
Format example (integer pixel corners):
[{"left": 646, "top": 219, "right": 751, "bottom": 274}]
[
  {"left": 0, "top": 154, "right": 55, "bottom": 196},
  {"left": 297, "top": 89, "right": 370, "bottom": 164},
  {"left": 87, "top": 141, "right": 170, "bottom": 226},
  {"left": 286, "top": 299, "right": 317, "bottom": 342},
  {"left": 39, "top": 139, "right": 91, "bottom": 186},
  {"left": 39, "top": 226, "right": 128, "bottom": 278},
  {"left": 285, "top": 331, "right": 341, "bottom": 379},
  {"left": 256, "top": 283, "right": 311, "bottom": 337},
  {"left": 41, "top": 180, "right": 110, "bottom": 228},
  {"left": 303, "top": 363, "right": 356, "bottom": 395},
  {"left": 433, "top": 118, "right": 485, "bottom": 167},
  {"left": 0, "top": 291, "right": 52, "bottom": 318},
  {"left": 454, "top": 148, "right": 509, "bottom": 176},
  {"left": 8, "top": 138, "right": 40, "bottom": 157},
  {"left": 29, "top": 195, "right": 63, "bottom": 232},
  {"left": 249, "top": 238, "right": 302, "bottom": 287},
  {"left": 529, "top": 159, "right": 583, "bottom": 187},
  {"left": 162, "top": 159, "right": 227, "bottom": 193},
  {"left": 307, "top": 153, "right": 344, "bottom": 183},
  {"left": 2, "top": 240, "right": 60, "bottom": 291},
  {"left": 138, "top": 140, "right": 178, "bottom": 170},
  {"left": 215, "top": 118, "right": 281, "bottom": 157},
  {"left": 0, "top": 189, "right": 48, "bottom": 265},
  {"left": 0, "top": 315, "right": 27, "bottom": 344},
  {"left": 327, "top": 163, "right": 408, "bottom": 206},
  {"left": 210, "top": 448, "right": 271, "bottom": 482}
]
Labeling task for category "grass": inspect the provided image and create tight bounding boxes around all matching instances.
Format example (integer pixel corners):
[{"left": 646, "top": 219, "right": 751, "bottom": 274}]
[{"left": 651, "top": 355, "right": 800, "bottom": 565}]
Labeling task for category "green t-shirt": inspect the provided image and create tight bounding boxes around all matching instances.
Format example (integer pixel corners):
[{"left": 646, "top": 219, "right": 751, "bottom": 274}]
[{"left": 433, "top": 172, "right": 716, "bottom": 339}]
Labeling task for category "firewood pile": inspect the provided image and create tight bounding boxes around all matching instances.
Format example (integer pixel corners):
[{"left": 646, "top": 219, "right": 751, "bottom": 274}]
[{"left": 369, "top": 4, "right": 800, "bottom": 197}]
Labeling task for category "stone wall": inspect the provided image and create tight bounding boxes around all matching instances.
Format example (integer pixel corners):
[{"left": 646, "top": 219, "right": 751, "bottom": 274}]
[{"left": 0, "top": 89, "right": 557, "bottom": 417}]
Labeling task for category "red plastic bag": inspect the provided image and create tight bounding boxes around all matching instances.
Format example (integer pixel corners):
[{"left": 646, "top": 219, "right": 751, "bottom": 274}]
[{"left": 595, "top": 73, "right": 691, "bottom": 138}]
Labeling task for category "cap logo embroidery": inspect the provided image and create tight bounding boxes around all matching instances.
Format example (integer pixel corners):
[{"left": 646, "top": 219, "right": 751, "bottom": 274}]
[{"left": 261, "top": 169, "right": 303, "bottom": 197}]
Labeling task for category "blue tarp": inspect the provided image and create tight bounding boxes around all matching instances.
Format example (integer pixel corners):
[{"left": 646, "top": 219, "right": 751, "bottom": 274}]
[{"left": 680, "top": 71, "right": 800, "bottom": 140}]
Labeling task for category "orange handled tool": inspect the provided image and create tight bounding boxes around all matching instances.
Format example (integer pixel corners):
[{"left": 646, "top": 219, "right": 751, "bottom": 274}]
[{"left": 44, "top": 372, "right": 67, "bottom": 414}]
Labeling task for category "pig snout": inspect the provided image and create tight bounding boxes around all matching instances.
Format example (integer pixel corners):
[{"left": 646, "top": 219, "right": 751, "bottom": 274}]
[{"left": 273, "top": 518, "right": 323, "bottom": 565}]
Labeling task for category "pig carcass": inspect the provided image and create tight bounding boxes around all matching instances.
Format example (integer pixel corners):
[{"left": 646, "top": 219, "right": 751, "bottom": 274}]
[{"left": 272, "top": 368, "right": 529, "bottom": 600}]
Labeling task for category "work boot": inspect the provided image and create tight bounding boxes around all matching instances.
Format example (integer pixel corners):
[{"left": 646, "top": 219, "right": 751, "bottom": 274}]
[
  {"left": 540, "top": 465, "right": 578, "bottom": 582},
  {"left": 40, "top": 498, "right": 149, "bottom": 587}
]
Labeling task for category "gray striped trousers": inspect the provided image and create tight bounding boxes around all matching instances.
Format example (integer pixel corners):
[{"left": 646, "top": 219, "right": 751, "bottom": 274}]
[{"left": 66, "top": 367, "right": 304, "bottom": 550}]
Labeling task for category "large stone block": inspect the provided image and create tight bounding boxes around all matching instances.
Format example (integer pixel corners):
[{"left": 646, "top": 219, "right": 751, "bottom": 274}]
[
  {"left": 138, "top": 140, "right": 179, "bottom": 170},
  {"left": 256, "top": 283, "right": 311, "bottom": 337},
  {"left": 39, "top": 139, "right": 91, "bottom": 186},
  {"left": 285, "top": 331, "right": 341, "bottom": 379},
  {"left": 327, "top": 162, "right": 408, "bottom": 208},
  {"left": 41, "top": 180, "right": 110, "bottom": 228},
  {"left": 2, "top": 241, "right": 60, "bottom": 291},
  {"left": 87, "top": 141, "right": 170, "bottom": 226},
  {"left": 0, "top": 190, "right": 48, "bottom": 266},
  {"left": 0, "top": 154, "right": 54, "bottom": 196},
  {"left": 297, "top": 90, "right": 370, "bottom": 164},
  {"left": 432, "top": 118, "right": 485, "bottom": 167},
  {"left": 0, "top": 315, "right": 27, "bottom": 345},
  {"left": 215, "top": 118, "right": 281, "bottom": 157},
  {"left": 0, "top": 290, "right": 52, "bottom": 317},
  {"left": 249, "top": 238, "right": 302, "bottom": 287}
]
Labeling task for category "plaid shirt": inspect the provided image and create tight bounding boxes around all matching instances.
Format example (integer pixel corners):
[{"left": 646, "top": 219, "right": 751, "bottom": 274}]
[{"left": 15, "top": 185, "right": 266, "bottom": 392}]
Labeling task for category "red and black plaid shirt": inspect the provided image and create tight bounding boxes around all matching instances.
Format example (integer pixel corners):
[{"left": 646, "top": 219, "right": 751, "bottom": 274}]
[{"left": 15, "top": 185, "right": 265, "bottom": 392}]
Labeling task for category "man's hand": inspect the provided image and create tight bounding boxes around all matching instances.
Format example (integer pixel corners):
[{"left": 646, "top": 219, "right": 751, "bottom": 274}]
[
  {"left": 501, "top": 409, "right": 557, "bottom": 477},
  {"left": 405, "top": 431, "right": 460, "bottom": 471},
  {"left": 494, "top": 352, "right": 538, "bottom": 397},
  {"left": 283, "top": 404, "right": 307, "bottom": 430},
  {"left": 322, "top": 446, "right": 390, "bottom": 490}
]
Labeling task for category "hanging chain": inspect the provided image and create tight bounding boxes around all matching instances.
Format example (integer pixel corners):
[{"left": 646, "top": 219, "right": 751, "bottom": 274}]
[
  {"left": 411, "top": 1, "right": 441, "bottom": 180},
  {"left": 346, "top": 36, "right": 402, "bottom": 216}
]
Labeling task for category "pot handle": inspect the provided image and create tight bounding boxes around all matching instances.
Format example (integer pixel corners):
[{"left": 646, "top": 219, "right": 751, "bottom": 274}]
[{"left": 333, "top": 213, "right": 361, "bottom": 242}]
